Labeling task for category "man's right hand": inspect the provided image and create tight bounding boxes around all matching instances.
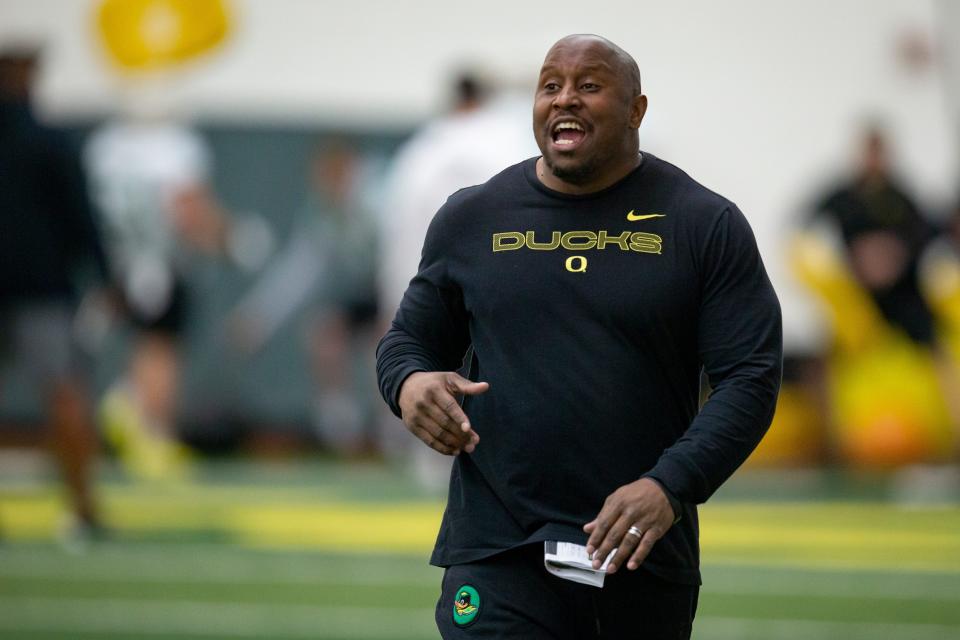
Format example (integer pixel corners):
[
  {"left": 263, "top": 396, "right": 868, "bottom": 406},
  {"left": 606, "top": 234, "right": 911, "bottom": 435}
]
[{"left": 398, "top": 372, "right": 489, "bottom": 455}]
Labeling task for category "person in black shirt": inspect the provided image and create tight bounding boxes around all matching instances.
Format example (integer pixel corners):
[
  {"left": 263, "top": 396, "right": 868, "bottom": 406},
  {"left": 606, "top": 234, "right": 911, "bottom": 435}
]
[
  {"left": 0, "top": 46, "right": 112, "bottom": 542},
  {"left": 377, "top": 34, "right": 782, "bottom": 639},
  {"left": 813, "top": 126, "right": 935, "bottom": 344}
]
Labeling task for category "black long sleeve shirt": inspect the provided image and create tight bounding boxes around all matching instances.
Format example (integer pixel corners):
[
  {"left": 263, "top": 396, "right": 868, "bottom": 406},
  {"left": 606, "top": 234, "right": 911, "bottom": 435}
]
[
  {"left": 377, "top": 154, "right": 782, "bottom": 585},
  {"left": 0, "top": 100, "right": 109, "bottom": 303}
]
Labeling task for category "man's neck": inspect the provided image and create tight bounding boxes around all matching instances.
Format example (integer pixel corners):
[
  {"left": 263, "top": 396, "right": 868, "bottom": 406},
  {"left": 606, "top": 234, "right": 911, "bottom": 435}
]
[{"left": 536, "top": 153, "right": 643, "bottom": 195}]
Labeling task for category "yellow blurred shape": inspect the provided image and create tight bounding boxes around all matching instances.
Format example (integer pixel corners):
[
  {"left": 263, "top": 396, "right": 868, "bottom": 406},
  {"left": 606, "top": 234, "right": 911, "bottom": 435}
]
[
  {"left": 701, "top": 502, "right": 960, "bottom": 572},
  {"left": 791, "top": 233, "right": 953, "bottom": 466},
  {"left": 97, "top": 0, "right": 230, "bottom": 70},
  {"left": 100, "top": 386, "right": 193, "bottom": 482},
  {"left": 833, "top": 340, "right": 951, "bottom": 465},
  {"left": 791, "top": 233, "right": 886, "bottom": 353},
  {"left": 0, "top": 494, "right": 61, "bottom": 538},
  {"left": 228, "top": 504, "right": 443, "bottom": 553},
  {"left": 3, "top": 487, "right": 959, "bottom": 573},
  {"left": 749, "top": 383, "right": 825, "bottom": 466},
  {"left": 922, "top": 251, "right": 960, "bottom": 363}
]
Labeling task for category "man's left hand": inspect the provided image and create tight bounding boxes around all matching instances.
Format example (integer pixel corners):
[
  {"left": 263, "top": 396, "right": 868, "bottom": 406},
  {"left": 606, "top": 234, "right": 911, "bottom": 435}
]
[{"left": 583, "top": 477, "right": 675, "bottom": 574}]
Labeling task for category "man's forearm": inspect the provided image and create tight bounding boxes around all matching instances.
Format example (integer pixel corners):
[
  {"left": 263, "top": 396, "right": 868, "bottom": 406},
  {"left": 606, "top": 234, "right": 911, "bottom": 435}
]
[{"left": 644, "top": 366, "right": 781, "bottom": 505}]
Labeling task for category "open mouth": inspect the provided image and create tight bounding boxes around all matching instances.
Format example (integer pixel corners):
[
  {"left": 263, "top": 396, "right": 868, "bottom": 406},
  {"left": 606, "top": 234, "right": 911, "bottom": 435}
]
[{"left": 551, "top": 121, "right": 586, "bottom": 149}]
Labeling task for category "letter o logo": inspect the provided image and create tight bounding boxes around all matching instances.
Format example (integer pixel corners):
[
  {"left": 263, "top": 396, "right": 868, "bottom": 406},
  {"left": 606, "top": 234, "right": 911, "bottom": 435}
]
[{"left": 565, "top": 256, "right": 588, "bottom": 273}]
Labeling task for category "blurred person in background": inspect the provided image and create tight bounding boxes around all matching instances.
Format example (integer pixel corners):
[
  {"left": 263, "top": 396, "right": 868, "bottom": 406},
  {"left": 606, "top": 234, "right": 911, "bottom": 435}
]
[
  {"left": 228, "top": 140, "right": 380, "bottom": 457},
  {"left": 379, "top": 70, "right": 537, "bottom": 487},
  {"left": 84, "top": 90, "right": 226, "bottom": 479},
  {"left": 797, "top": 124, "right": 960, "bottom": 465},
  {"left": 0, "top": 46, "right": 110, "bottom": 542},
  {"left": 79, "top": 0, "right": 240, "bottom": 479},
  {"left": 811, "top": 125, "right": 937, "bottom": 345},
  {"left": 380, "top": 71, "right": 536, "bottom": 315}
]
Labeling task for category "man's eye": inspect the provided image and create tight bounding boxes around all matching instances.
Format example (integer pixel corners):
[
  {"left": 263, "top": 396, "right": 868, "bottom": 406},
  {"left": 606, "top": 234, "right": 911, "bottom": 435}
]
[
  {"left": 582, "top": 83, "right": 599, "bottom": 91},
  {"left": 543, "top": 82, "right": 560, "bottom": 91}
]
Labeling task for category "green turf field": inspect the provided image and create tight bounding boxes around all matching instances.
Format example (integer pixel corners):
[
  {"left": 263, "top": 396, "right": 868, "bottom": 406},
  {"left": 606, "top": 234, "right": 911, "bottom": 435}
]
[{"left": 1, "top": 460, "right": 958, "bottom": 639}]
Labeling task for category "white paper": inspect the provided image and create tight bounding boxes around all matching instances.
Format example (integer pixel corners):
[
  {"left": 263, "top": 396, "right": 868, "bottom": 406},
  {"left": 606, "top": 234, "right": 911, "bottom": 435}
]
[{"left": 544, "top": 541, "right": 615, "bottom": 588}]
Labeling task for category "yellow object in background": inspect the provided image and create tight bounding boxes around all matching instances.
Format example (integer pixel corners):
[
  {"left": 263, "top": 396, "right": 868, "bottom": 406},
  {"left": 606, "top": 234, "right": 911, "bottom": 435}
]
[
  {"left": 922, "top": 249, "right": 960, "bottom": 365},
  {"left": 97, "top": 0, "right": 230, "bottom": 70},
  {"left": 831, "top": 339, "right": 951, "bottom": 466},
  {"left": 100, "top": 386, "right": 192, "bottom": 482},
  {"left": 790, "top": 233, "right": 953, "bottom": 467},
  {"left": 791, "top": 233, "right": 886, "bottom": 354},
  {"left": 749, "top": 383, "right": 825, "bottom": 466}
]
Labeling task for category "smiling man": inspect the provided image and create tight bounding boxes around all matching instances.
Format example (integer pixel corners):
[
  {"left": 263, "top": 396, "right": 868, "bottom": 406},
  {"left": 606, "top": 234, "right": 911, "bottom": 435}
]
[{"left": 377, "top": 34, "right": 782, "bottom": 639}]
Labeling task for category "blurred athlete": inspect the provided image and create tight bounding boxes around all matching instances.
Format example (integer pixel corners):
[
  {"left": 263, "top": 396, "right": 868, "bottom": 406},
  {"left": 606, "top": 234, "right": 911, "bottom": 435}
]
[
  {"left": 229, "top": 141, "right": 379, "bottom": 455},
  {"left": 0, "top": 47, "right": 111, "bottom": 541},
  {"left": 85, "top": 94, "right": 222, "bottom": 479},
  {"left": 380, "top": 72, "right": 536, "bottom": 314},
  {"left": 377, "top": 35, "right": 782, "bottom": 638}
]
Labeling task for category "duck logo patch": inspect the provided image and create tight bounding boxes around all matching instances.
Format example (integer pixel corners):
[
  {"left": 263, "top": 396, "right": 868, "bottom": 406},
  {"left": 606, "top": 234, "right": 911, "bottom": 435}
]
[{"left": 452, "top": 584, "right": 480, "bottom": 627}]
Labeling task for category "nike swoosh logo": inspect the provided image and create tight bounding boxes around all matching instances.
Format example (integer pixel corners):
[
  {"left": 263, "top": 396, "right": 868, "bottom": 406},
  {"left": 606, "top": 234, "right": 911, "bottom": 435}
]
[{"left": 626, "top": 211, "right": 666, "bottom": 221}]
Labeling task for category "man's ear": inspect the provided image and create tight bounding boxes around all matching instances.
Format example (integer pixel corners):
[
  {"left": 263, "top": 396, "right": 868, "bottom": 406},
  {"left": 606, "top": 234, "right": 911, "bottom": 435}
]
[{"left": 630, "top": 94, "right": 648, "bottom": 129}]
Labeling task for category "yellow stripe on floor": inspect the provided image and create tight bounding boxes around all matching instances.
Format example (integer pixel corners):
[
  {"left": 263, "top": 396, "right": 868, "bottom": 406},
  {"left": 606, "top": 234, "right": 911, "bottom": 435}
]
[{"left": 2, "top": 485, "right": 958, "bottom": 572}]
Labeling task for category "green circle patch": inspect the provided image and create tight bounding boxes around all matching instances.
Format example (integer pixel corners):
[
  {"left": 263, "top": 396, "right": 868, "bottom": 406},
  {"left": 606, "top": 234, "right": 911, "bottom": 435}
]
[{"left": 452, "top": 584, "right": 480, "bottom": 627}]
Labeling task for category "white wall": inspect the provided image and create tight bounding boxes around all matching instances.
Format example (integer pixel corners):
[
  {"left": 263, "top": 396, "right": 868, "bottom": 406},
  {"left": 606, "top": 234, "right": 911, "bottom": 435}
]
[{"left": 2, "top": 0, "right": 956, "bottom": 351}]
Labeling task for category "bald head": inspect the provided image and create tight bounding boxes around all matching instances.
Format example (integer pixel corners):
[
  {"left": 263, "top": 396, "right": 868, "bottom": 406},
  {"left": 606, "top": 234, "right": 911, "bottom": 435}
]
[
  {"left": 547, "top": 34, "right": 642, "bottom": 99},
  {"left": 533, "top": 33, "right": 648, "bottom": 193}
]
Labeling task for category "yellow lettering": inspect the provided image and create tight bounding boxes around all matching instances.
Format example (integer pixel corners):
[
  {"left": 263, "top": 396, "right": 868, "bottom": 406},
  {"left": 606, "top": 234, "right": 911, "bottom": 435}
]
[
  {"left": 597, "top": 230, "right": 630, "bottom": 250},
  {"left": 560, "top": 231, "right": 598, "bottom": 251},
  {"left": 565, "top": 255, "right": 588, "bottom": 272},
  {"left": 629, "top": 232, "right": 663, "bottom": 254},
  {"left": 525, "top": 231, "right": 562, "bottom": 250},
  {"left": 493, "top": 232, "right": 525, "bottom": 252},
  {"left": 492, "top": 230, "right": 663, "bottom": 255}
]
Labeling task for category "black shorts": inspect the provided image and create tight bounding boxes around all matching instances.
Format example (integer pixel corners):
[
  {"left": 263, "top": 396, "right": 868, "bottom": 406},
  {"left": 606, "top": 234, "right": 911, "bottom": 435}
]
[
  {"left": 125, "top": 275, "right": 188, "bottom": 336},
  {"left": 435, "top": 544, "right": 698, "bottom": 640}
]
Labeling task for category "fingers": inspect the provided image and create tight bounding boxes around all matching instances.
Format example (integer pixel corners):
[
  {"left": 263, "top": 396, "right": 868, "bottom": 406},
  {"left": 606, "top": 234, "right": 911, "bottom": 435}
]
[
  {"left": 444, "top": 374, "right": 489, "bottom": 427},
  {"left": 399, "top": 372, "right": 488, "bottom": 455},
  {"left": 431, "top": 390, "right": 480, "bottom": 452},
  {"left": 447, "top": 374, "right": 490, "bottom": 400},
  {"left": 606, "top": 523, "right": 644, "bottom": 574},
  {"left": 408, "top": 415, "right": 460, "bottom": 455},
  {"left": 626, "top": 528, "right": 661, "bottom": 571},
  {"left": 587, "top": 512, "right": 632, "bottom": 572},
  {"left": 422, "top": 400, "right": 475, "bottom": 452},
  {"left": 583, "top": 478, "right": 677, "bottom": 572},
  {"left": 586, "top": 515, "right": 658, "bottom": 574},
  {"left": 584, "top": 493, "right": 624, "bottom": 559},
  {"left": 413, "top": 408, "right": 466, "bottom": 450}
]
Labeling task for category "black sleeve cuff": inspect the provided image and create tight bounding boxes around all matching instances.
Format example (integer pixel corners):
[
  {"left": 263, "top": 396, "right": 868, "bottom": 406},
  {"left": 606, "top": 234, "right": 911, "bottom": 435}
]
[{"left": 642, "top": 473, "right": 683, "bottom": 525}]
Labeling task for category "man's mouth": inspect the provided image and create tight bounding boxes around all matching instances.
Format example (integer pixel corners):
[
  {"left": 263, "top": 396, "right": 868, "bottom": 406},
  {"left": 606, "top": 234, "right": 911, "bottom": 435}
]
[{"left": 551, "top": 121, "right": 586, "bottom": 149}]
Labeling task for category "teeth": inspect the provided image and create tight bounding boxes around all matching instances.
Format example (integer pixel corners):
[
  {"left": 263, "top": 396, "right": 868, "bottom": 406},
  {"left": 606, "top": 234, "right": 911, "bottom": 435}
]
[
  {"left": 554, "top": 122, "right": 584, "bottom": 132},
  {"left": 556, "top": 139, "right": 574, "bottom": 145}
]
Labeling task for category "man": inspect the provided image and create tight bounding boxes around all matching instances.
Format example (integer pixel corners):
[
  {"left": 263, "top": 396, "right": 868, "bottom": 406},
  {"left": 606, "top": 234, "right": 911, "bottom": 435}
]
[
  {"left": 806, "top": 126, "right": 959, "bottom": 454},
  {"left": 812, "top": 126, "right": 935, "bottom": 345},
  {"left": 377, "top": 34, "right": 782, "bottom": 639},
  {"left": 85, "top": 93, "right": 212, "bottom": 480},
  {"left": 0, "top": 46, "right": 111, "bottom": 542}
]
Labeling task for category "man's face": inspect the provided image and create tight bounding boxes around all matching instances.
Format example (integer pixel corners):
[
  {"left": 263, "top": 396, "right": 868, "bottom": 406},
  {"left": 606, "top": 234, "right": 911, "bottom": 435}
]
[
  {"left": 0, "top": 56, "right": 37, "bottom": 100},
  {"left": 533, "top": 38, "right": 643, "bottom": 186}
]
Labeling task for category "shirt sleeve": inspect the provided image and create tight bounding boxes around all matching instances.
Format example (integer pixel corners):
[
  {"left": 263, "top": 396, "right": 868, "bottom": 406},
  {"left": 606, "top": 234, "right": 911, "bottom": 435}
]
[
  {"left": 645, "top": 205, "right": 783, "bottom": 504},
  {"left": 376, "top": 202, "right": 472, "bottom": 417}
]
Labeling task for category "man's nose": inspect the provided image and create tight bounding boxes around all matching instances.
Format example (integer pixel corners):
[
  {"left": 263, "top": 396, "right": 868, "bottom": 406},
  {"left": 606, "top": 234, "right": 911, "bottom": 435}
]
[{"left": 553, "top": 84, "right": 580, "bottom": 109}]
